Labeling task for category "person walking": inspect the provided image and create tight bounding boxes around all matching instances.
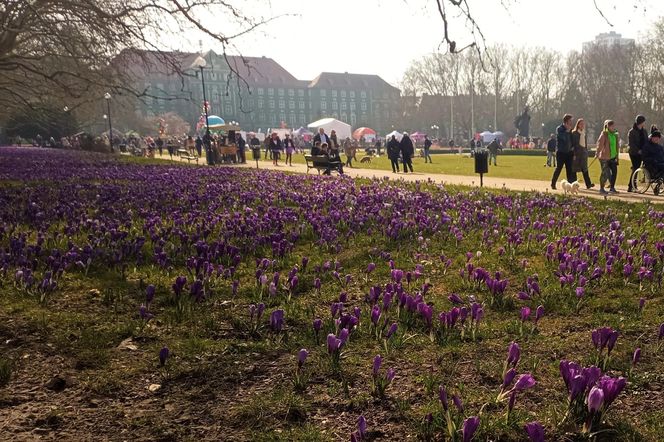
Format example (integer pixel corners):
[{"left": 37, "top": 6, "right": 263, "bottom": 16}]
[
  {"left": 571, "top": 118, "right": 594, "bottom": 189},
  {"left": 400, "top": 132, "right": 415, "bottom": 173},
  {"left": 487, "top": 137, "right": 501, "bottom": 166},
  {"left": 596, "top": 120, "right": 620, "bottom": 195},
  {"left": 374, "top": 138, "right": 382, "bottom": 156},
  {"left": 236, "top": 132, "right": 247, "bottom": 164},
  {"left": 195, "top": 135, "right": 203, "bottom": 157},
  {"left": 156, "top": 137, "right": 164, "bottom": 156},
  {"left": 387, "top": 135, "right": 400, "bottom": 173},
  {"left": 269, "top": 133, "right": 282, "bottom": 166},
  {"left": 627, "top": 115, "right": 647, "bottom": 192},
  {"left": 545, "top": 133, "right": 556, "bottom": 167},
  {"left": 283, "top": 133, "right": 295, "bottom": 166},
  {"left": 551, "top": 114, "right": 575, "bottom": 189},
  {"left": 343, "top": 137, "right": 353, "bottom": 167},
  {"left": 423, "top": 135, "right": 433, "bottom": 163}
]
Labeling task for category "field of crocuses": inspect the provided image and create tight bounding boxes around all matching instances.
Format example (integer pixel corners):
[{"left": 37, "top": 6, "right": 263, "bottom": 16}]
[{"left": 1, "top": 147, "right": 663, "bottom": 441}]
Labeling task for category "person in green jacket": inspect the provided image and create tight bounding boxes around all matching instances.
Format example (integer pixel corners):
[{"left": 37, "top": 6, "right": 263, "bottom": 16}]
[{"left": 595, "top": 119, "right": 620, "bottom": 195}]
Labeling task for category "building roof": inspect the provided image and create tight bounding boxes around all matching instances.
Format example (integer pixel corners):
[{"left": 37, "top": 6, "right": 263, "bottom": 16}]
[
  {"left": 116, "top": 49, "right": 399, "bottom": 92},
  {"left": 309, "top": 72, "right": 399, "bottom": 91}
]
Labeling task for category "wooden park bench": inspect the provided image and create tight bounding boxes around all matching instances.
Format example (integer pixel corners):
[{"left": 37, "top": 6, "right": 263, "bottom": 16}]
[
  {"left": 304, "top": 155, "right": 342, "bottom": 175},
  {"left": 177, "top": 148, "right": 199, "bottom": 163}
]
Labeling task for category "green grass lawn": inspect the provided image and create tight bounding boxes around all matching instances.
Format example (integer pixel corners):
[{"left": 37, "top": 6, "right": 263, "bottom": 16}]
[{"left": 282, "top": 153, "right": 634, "bottom": 186}]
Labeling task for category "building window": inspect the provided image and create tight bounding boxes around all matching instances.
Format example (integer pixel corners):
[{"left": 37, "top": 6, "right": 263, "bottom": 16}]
[
  {"left": 298, "top": 89, "right": 305, "bottom": 97},
  {"left": 225, "top": 106, "right": 232, "bottom": 115},
  {"left": 350, "top": 102, "right": 356, "bottom": 111},
  {"left": 299, "top": 113, "right": 306, "bottom": 124},
  {"left": 361, "top": 102, "right": 367, "bottom": 111},
  {"left": 289, "top": 114, "right": 297, "bottom": 126},
  {"left": 331, "top": 90, "right": 337, "bottom": 97},
  {"left": 361, "top": 91, "right": 367, "bottom": 99},
  {"left": 383, "top": 92, "right": 388, "bottom": 99},
  {"left": 279, "top": 112, "right": 286, "bottom": 123},
  {"left": 321, "top": 101, "right": 327, "bottom": 110},
  {"left": 278, "top": 88, "right": 284, "bottom": 96},
  {"left": 257, "top": 100, "right": 263, "bottom": 109},
  {"left": 259, "top": 112, "right": 265, "bottom": 121},
  {"left": 350, "top": 113, "right": 357, "bottom": 125},
  {"left": 341, "top": 90, "right": 346, "bottom": 98},
  {"left": 257, "top": 88, "right": 264, "bottom": 95},
  {"left": 269, "top": 100, "right": 275, "bottom": 108},
  {"left": 320, "top": 89, "right": 326, "bottom": 97},
  {"left": 332, "top": 102, "right": 338, "bottom": 110},
  {"left": 375, "top": 103, "right": 381, "bottom": 110},
  {"left": 279, "top": 100, "right": 285, "bottom": 109},
  {"left": 289, "top": 100, "right": 295, "bottom": 109},
  {"left": 341, "top": 102, "right": 347, "bottom": 110},
  {"left": 350, "top": 91, "right": 355, "bottom": 98},
  {"left": 288, "top": 89, "right": 295, "bottom": 97},
  {"left": 299, "top": 101, "right": 305, "bottom": 109},
  {"left": 268, "top": 88, "right": 274, "bottom": 96},
  {"left": 341, "top": 113, "right": 348, "bottom": 122}
]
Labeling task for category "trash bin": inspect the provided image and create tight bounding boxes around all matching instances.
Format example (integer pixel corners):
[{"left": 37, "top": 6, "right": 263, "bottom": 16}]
[{"left": 474, "top": 148, "right": 488, "bottom": 186}]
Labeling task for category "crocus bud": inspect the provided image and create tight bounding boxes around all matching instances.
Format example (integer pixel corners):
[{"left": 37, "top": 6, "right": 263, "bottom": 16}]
[
  {"left": 146, "top": 284, "right": 155, "bottom": 304},
  {"left": 632, "top": 348, "right": 641, "bottom": 367},
  {"left": 159, "top": 346, "right": 169, "bottom": 366},
  {"left": 587, "top": 386, "right": 604, "bottom": 413},
  {"left": 439, "top": 385, "right": 448, "bottom": 411},
  {"left": 372, "top": 355, "right": 382, "bottom": 377},
  {"left": 366, "top": 262, "right": 376, "bottom": 274},
  {"left": 298, "top": 348, "right": 308, "bottom": 367}
]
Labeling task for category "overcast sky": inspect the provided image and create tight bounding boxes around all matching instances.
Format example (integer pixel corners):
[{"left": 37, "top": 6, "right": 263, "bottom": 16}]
[{"left": 181, "top": 0, "right": 659, "bottom": 85}]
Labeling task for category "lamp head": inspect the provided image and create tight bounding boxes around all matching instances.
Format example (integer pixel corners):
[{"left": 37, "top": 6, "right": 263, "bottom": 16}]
[{"left": 104, "top": 92, "right": 111, "bottom": 100}]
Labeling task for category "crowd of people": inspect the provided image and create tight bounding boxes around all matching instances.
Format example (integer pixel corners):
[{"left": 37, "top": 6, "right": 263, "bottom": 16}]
[{"left": 549, "top": 113, "right": 664, "bottom": 194}]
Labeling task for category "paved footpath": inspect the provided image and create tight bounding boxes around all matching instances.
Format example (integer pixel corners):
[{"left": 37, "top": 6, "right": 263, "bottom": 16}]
[{"left": 156, "top": 153, "right": 663, "bottom": 204}]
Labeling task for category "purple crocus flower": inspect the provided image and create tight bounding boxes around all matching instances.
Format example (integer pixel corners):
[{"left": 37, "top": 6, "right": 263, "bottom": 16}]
[
  {"left": 587, "top": 386, "right": 604, "bottom": 413},
  {"left": 370, "top": 305, "right": 381, "bottom": 326},
  {"left": 298, "top": 349, "right": 309, "bottom": 367},
  {"left": 338, "top": 328, "right": 350, "bottom": 345},
  {"left": 448, "top": 293, "right": 464, "bottom": 304},
  {"left": 327, "top": 333, "right": 340, "bottom": 354},
  {"left": 358, "top": 415, "right": 367, "bottom": 439},
  {"left": 385, "top": 322, "right": 398, "bottom": 339},
  {"left": 386, "top": 367, "right": 395, "bottom": 382},
  {"left": 507, "top": 342, "right": 521, "bottom": 367},
  {"left": 314, "top": 278, "right": 321, "bottom": 291},
  {"left": 524, "top": 421, "right": 545, "bottom": 442},
  {"left": 517, "top": 291, "right": 531, "bottom": 301},
  {"left": 159, "top": 346, "right": 169, "bottom": 366},
  {"left": 301, "top": 256, "right": 309, "bottom": 272},
  {"left": 502, "top": 368, "right": 517, "bottom": 390},
  {"left": 270, "top": 309, "right": 285, "bottom": 332},
  {"left": 514, "top": 373, "right": 536, "bottom": 391},
  {"left": 639, "top": 297, "right": 646, "bottom": 311},
  {"left": 462, "top": 416, "right": 480, "bottom": 442},
  {"left": 391, "top": 269, "right": 403, "bottom": 284},
  {"left": 146, "top": 284, "right": 155, "bottom": 304},
  {"left": 597, "top": 375, "right": 626, "bottom": 407},
  {"left": 139, "top": 304, "right": 153, "bottom": 321},
  {"left": 575, "top": 287, "right": 585, "bottom": 298},
  {"left": 452, "top": 394, "right": 464, "bottom": 413},
  {"left": 439, "top": 385, "right": 448, "bottom": 410},
  {"left": 366, "top": 262, "right": 376, "bottom": 274},
  {"left": 372, "top": 355, "right": 382, "bottom": 377},
  {"left": 520, "top": 306, "right": 531, "bottom": 322},
  {"left": 256, "top": 303, "right": 265, "bottom": 321},
  {"left": 290, "top": 275, "right": 298, "bottom": 290}
]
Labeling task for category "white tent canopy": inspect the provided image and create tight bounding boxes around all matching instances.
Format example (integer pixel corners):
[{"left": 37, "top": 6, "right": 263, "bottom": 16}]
[
  {"left": 385, "top": 130, "right": 403, "bottom": 142},
  {"left": 307, "top": 118, "right": 352, "bottom": 140}
]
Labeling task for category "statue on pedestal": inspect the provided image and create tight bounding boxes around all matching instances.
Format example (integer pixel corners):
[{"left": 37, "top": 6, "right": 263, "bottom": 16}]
[{"left": 514, "top": 106, "right": 531, "bottom": 138}]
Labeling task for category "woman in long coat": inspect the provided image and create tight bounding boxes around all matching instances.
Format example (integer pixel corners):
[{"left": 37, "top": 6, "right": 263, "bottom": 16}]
[{"left": 571, "top": 118, "right": 594, "bottom": 189}]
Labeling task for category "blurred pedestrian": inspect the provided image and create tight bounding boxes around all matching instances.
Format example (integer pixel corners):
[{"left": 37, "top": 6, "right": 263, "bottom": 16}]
[
  {"left": 627, "top": 115, "right": 647, "bottom": 192},
  {"left": 400, "top": 132, "right": 414, "bottom": 173},
  {"left": 387, "top": 135, "right": 400, "bottom": 173},
  {"left": 596, "top": 119, "right": 620, "bottom": 195},
  {"left": 571, "top": 118, "right": 594, "bottom": 189},
  {"left": 283, "top": 133, "right": 295, "bottom": 166},
  {"left": 545, "top": 133, "right": 556, "bottom": 167},
  {"left": 423, "top": 135, "right": 433, "bottom": 163},
  {"left": 551, "top": 114, "right": 575, "bottom": 189}
]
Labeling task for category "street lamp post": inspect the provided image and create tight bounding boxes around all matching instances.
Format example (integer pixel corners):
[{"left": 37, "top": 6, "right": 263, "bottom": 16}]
[
  {"left": 191, "top": 56, "right": 212, "bottom": 165},
  {"left": 104, "top": 93, "right": 113, "bottom": 152},
  {"left": 431, "top": 124, "right": 440, "bottom": 140}
]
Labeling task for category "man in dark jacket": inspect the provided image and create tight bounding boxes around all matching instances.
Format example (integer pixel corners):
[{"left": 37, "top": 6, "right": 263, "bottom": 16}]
[
  {"left": 400, "top": 133, "right": 415, "bottom": 173},
  {"left": 546, "top": 134, "right": 556, "bottom": 167},
  {"left": 236, "top": 133, "right": 246, "bottom": 164},
  {"left": 312, "top": 128, "right": 330, "bottom": 148},
  {"left": 487, "top": 138, "right": 501, "bottom": 166},
  {"left": 551, "top": 114, "right": 575, "bottom": 189},
  {"left": 387, "top": 135, "right": 400, "bottom": 173},
  {"left": 423, "top": 135, "right": 433, "bottom": 163},
  {"left": 195, "top": 135, "right": 203, "bottom": 157},
  {"left": 642, "top": 129, "right": 664, "bottom": 178},
  {"left": 627, "top": 115, "right": 647, "bottom": 192}
]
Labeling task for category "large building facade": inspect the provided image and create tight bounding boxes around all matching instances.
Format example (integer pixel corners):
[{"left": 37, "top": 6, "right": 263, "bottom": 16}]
[{"left": 127, "top": 50, "right": 401, "bottom": 133}]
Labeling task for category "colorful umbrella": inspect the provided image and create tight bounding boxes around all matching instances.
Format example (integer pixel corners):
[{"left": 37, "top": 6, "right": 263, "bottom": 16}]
[{"left": 353, "top": 127, "right": 376, "bottom": 140}]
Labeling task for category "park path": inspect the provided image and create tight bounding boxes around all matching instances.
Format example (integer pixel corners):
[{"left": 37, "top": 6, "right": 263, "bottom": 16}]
[{"left": 154, "top": 152, "right": 663, "bottom": 204}]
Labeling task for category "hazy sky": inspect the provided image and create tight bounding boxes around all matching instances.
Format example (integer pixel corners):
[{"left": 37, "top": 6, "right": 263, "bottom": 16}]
[{"left": 184, "top": 0, "right": 659, "bottom": 85}]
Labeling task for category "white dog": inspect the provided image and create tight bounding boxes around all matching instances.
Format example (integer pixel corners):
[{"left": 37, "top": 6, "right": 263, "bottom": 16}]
[{"left": 560, "top": 179, "right": 581, "bottom": 195}]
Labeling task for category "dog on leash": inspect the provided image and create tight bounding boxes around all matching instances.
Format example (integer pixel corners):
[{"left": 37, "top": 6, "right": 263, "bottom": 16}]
[
  {"left": 561, "top": 179, "right": 581, "bottom": 195},
  {"left": 360, "top": 156, "right": 372, "bottom": 164}
]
